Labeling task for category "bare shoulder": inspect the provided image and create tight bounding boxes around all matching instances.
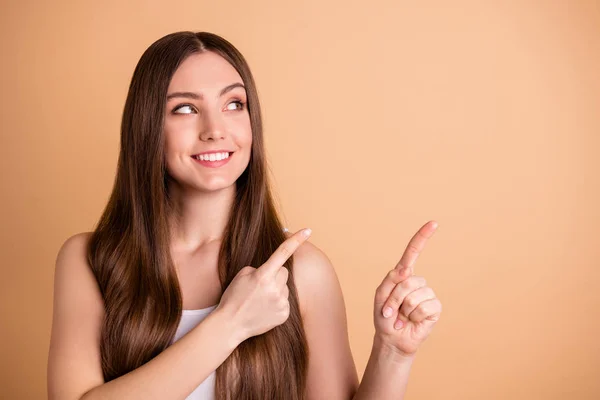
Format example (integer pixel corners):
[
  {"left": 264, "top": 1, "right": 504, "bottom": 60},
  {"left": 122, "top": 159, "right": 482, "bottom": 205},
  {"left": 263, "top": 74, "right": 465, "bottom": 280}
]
[
  {"left": 49, "top": 231, "right": 105, "bottom": 399},
  {"left": 56, "top": 232, "right": 92, "bottom": 268},
  {"left": 283, "top": 231, "right": 359, "bottom": 398},
  {"left": 53, "top": 230, "right": 103, "bottom": 313},
  {"left": 53, "top": 232, "right": 99, "bottom": 293},
  {"left": 284, "top": 231, "right": 342, "bottom": 318}
]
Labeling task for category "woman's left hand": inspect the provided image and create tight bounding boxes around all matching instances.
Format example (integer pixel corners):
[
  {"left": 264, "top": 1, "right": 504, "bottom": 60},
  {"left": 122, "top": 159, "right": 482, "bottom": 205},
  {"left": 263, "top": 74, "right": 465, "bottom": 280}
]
[{"left": 373, "top": 220, "right": 443, "bottom": 358}]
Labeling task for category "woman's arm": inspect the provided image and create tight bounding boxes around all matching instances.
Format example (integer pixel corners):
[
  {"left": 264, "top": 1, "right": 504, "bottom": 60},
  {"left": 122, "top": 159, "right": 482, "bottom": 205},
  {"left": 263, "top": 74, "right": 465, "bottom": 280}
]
[
  {"left": 351, "top": 336, "right": 415, "bottom": 400},
  {"left": 79, "top": 310, "right": 238, "bottom": 400},
  {"left": 290, "top": 240, "right": 360, "bottom": 400},
  {"left": 47, "top": 233, "right": 242, "bottom": 400},
  {"left": 291, "top": 236, "right": 435, "bottom": 400},
  {"left": 354, "top": 220, "right": 443, "bottom": 399}
]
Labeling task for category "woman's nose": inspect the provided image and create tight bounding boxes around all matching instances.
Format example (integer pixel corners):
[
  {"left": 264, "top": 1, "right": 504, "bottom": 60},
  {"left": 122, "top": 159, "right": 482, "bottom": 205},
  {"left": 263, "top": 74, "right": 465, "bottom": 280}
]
[{"left": 199, "top": 110, "right": 227, "bottom": 141}]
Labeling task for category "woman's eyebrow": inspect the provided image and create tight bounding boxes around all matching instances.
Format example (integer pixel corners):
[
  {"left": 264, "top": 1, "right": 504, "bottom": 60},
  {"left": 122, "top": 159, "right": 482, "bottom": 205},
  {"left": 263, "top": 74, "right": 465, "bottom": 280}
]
[{"left": 166, "top": 82, "right": 246, "bottom": 100}]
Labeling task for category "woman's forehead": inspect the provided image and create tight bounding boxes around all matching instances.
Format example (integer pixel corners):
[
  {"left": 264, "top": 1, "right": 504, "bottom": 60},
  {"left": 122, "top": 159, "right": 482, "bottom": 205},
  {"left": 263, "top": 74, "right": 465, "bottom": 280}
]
[{"left": 168, "top": 52, "right": 243, "bottom": 94}]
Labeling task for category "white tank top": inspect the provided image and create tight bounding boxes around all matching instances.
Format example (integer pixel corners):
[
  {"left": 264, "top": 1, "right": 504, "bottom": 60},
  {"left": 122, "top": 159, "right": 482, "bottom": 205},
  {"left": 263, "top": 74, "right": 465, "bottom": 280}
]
[
  {"left": 170, "top": 304, "right": 219, "bottom": 400},
  {"left": 170, "top": 227, "right": 290, "bottom": 399}
]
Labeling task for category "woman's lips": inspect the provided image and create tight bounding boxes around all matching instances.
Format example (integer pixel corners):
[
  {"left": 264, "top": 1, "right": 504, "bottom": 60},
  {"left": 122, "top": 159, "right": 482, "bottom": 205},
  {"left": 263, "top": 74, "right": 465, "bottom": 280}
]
[{"left": 191, "top": 152, "right": 233, "bottom": 168}]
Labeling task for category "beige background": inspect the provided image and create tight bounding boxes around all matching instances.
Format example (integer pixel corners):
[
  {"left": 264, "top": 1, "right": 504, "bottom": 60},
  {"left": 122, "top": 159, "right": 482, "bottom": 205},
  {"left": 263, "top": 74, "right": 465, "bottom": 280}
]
[{"left": 1, "top": 1, "right": 599, "bottom": 399}]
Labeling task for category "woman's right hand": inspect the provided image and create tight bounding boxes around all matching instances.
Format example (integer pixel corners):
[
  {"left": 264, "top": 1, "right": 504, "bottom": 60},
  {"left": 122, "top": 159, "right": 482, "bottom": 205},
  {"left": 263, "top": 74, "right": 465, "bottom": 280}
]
[{"left": 214, "top": 228, "right": 312, "bottom": 342}]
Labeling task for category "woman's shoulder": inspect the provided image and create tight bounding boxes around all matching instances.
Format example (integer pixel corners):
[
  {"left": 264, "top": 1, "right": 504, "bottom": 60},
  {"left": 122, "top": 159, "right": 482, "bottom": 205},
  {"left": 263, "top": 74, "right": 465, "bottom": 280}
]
[
  {"left": 286, "top": 234, "right": 330, "bottom": 266},
  {"left": 49, "top": 232, "right": 105, "bottom": 395},
  {"left": 282, "top": 229, "right": 326, "bottom": 272},
  {"left": 54, "top": 231, "right": 103, "bottom": 308},
  {"left": 59, "top": 231, "right": 93, "bottom": 249},
  {"left": 283, "top": 229, "right": 342, "bottom": 319},
  {"left": 282, "top": 227, "right": 333, "bottom": 271},
  {"left": 56, "top": 232, "right": 93, "bottom": 266},
  {"left": 55, "top": 232, "right": 95, "bottom": 274}
]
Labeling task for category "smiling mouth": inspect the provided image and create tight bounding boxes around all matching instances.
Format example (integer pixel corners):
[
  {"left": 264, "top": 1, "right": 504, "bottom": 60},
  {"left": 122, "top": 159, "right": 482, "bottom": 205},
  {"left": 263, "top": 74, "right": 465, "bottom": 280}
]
[
  {"left": 191, "top": 152, "right": 234, "bottom": 168},
  {"left": 191, "top": 152, "right": 234, "bottom": 161}
]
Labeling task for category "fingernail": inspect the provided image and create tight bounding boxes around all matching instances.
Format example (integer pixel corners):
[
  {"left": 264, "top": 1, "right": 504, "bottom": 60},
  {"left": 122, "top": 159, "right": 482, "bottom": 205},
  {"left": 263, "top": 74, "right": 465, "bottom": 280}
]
[
  {"left": 383, "top": 307, "right": 393, "bottom": 318},
  {"left": 302, "top": 228, "right": 312, "bottom": 238},
  {"left": 394, "top": 320, "right": 404, "bottom": 329}
]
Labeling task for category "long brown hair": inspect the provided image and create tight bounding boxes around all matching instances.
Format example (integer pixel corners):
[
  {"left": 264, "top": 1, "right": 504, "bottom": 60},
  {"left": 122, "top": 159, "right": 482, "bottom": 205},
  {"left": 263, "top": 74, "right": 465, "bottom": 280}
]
[{"left": 87, "top": 31, "right": 309, "bottom": 399}]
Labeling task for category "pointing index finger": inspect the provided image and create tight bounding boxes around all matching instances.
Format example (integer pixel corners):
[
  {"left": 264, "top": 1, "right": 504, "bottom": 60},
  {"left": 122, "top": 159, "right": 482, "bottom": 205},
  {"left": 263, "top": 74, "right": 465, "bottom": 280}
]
[
  {"left": 257, "top": 228, "right": 312, "bottom": 278},
  {"left": 395, "top": 220, "right": 438, "bottom": 271}
]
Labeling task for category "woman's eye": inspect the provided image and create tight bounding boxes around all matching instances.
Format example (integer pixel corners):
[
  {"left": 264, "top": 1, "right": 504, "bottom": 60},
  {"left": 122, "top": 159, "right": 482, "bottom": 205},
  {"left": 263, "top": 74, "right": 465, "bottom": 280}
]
[
  {"left": 172, "top": 101, "right": 245, "bottom": 115},
  {"left": 227, "top": 100, "right": 245, "bottom": 111},
  {"left": 173, "top": 104, "right": 196, "bottom": 114}
]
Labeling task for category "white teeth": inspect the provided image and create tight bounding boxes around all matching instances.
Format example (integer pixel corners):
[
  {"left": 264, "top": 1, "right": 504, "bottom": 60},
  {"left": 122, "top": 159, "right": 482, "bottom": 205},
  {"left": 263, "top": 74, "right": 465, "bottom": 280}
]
[{"left": 195, "top": 152, "right": 229, "bottom": 161}]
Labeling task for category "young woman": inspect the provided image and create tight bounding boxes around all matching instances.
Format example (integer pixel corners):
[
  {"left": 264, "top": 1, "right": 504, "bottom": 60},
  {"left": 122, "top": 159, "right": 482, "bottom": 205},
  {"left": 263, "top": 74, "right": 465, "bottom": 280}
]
[{"left": 47, "top": 31, "right": 442, "bottom": 400}]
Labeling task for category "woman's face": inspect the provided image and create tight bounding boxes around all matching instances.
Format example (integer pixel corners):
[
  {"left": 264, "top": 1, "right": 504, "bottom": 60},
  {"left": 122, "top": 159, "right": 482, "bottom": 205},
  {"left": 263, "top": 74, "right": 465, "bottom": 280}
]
[{"left": 163, "top": 51, "right": 252, "bottom": 192}]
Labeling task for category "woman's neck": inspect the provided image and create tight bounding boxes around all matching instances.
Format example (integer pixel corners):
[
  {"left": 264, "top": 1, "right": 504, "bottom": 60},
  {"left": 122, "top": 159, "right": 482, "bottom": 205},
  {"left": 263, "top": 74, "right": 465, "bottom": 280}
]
[{"left": 167, "top": 183, "right": 235, "bottom": 253}]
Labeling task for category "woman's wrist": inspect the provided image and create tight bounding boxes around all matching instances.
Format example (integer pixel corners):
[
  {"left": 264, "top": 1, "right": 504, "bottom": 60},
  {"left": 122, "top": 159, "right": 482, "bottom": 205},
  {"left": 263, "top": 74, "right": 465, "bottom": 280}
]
[
  {"left": 203, "top": 307, "right": 246, "bottom": 351},
  {"left": 372, "top": 334, "right": 417, "bottom": 365}
]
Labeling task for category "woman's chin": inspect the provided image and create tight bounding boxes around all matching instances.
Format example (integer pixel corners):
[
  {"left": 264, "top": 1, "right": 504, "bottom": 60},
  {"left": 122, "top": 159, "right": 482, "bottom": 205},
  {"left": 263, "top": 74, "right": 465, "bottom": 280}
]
[{"left": 194, "top": 180, "right": 236, "bottom": 193}]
